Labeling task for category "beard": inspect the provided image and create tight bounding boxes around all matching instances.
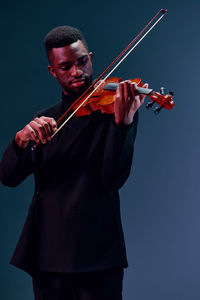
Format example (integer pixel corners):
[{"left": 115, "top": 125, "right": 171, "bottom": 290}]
[{"left": 62, "top": 74, "right": 93, "bottom": 99}]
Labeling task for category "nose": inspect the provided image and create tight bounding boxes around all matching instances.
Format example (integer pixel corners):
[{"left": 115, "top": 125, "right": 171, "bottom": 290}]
[{"left": 70, "top": 64, "right": 83, "bottom": 77}]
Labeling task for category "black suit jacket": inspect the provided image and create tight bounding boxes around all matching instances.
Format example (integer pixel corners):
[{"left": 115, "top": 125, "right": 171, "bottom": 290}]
[{"left": 0, "top": 95, "right": 138, "bottom": 276}]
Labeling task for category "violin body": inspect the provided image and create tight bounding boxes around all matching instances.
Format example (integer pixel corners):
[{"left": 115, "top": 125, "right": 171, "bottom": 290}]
[{"left": 73, "top": 77, "right": 142, "bottom": 117}]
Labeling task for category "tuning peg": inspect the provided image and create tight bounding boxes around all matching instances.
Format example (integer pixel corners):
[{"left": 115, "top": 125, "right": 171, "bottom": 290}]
[
  {"left": 146, "top": 101, "right": 155, "bottom": 109},
  {"left": 154, "top": 106, "right": 164, "bottom": 114},
  {"left": 160, "top": 87, "right": 166, "bottom": 95}
]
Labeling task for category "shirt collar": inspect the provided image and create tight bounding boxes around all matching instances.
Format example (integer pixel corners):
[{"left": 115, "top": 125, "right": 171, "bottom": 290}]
[{"left": 61, "top": 93, "right": 77, "bottom": 111}]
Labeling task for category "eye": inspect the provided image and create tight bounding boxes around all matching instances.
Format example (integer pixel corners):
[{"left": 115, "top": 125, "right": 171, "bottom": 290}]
[
  {"left": 77, "top": 56, "right": 89, "bottom": 67},
  {"left": 59, "top": 64, "right": 71, "bottom": 71}
]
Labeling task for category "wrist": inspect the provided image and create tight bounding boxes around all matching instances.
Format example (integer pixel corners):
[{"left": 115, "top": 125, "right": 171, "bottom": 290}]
[{"left": 115, "top": 116, "right": 134, "bottom": 126}]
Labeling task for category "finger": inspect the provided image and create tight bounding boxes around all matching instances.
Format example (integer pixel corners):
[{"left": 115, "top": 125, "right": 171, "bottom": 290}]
[
  {"left": 24, "top": 124, "right": 40, "bottom": 143},
  {"left": 119, "top": 82, "right": 125, "bottom": 109},
  {"left": 128, "top": 82, "right": 141, "bottom": 114},
  {"left": 114, "top": 82, "right": 124, "bottom": 125},
  {"left": 94, "top": 80, "right": 104, "bottom": 89},
  {"left": 40, "top": 117, "right": 57, "bottom": 132},
  {"left": 123, "top": 81, "right": 133, "bottom": 112},
  {"left": 34, "top": 118, "right": 51, "bottom": 141},
  {"left": 123, "top": 80, "right": 132, "bottom": 100},
  {"left": 117, "top": 82, "right": 124, "bottom": 101},
  {"left": 29, "top": 120, "right": 47, "bottom": 144},
  {"left": 143, "top": 83, "right": 149, "bottom": 89},
  {"left": 140, "top": 83, "right": 149, "bottom": 104},
  {"left": 28, "top": 125, "right": 41, "bottom": 143},
  {"left": 130, "top": 82, "right": 140, "bottom": 104},
  {"left": 130, "top": 82, "right": 137, "bottom": 99}
]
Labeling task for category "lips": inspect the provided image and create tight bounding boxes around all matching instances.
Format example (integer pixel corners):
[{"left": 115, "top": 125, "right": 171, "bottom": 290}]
[{"left": 71, "top": 79, "right": 86, "bottom": 88}]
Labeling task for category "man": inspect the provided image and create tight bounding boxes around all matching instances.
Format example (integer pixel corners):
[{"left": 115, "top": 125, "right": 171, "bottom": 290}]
[{"left": 0, "top": 26, "right": 147, "bottom": 299}]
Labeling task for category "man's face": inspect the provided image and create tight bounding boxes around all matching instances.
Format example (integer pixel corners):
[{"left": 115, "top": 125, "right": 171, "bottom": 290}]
[{"left": 48, "top": 40, "right": 93, "bottom": 97}]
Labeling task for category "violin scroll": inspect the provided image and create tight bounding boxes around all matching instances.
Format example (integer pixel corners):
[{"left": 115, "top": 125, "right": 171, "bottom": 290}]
[{"left": 144, "top": 85, "right": 174, "bottom": 114}]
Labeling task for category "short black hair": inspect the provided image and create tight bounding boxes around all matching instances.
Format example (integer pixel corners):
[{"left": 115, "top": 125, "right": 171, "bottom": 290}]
[{"left": 44, "top": 25, "right": 88, "bottom": 62}]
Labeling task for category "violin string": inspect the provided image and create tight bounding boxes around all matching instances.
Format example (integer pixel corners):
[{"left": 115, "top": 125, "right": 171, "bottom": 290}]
[{"left": 51, "top": 11, "right": 166, "bottom": 138}]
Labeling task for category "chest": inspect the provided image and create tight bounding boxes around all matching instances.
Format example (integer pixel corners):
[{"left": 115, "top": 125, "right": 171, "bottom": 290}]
[{"left": 33, "top": 112, "right": 112, "bottom": 171}]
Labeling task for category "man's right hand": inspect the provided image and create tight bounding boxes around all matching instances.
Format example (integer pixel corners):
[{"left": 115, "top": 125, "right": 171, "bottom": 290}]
[{"left": 15, "top": 116, "right": 57, "bottom": 149}]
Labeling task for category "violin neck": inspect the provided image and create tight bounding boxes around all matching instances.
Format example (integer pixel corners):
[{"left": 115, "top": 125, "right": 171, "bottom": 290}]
[
  {"left": 104, "top": 82, "right": 153, "bottom": 95},
  {"left": 136, "top": 86, "right": 153, "bottom": 95}
]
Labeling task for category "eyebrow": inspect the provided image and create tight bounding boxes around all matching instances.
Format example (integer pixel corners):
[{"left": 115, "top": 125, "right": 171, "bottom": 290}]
[
  {"left": 58, "top": 55, "right": 88, "bottom": 66},
  {"left": 58, "top": 61, "right": 70, "bottom": 66}
]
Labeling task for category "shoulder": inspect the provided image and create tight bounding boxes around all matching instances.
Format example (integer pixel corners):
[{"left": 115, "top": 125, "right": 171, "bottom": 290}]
[{"left": 34, "top": 101, "right": 63, "bottom": 119}]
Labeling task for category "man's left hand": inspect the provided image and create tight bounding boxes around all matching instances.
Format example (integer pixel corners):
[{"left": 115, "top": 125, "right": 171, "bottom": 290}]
[{"left": 114, "top": 80, "right": 148, "bottom": 126}]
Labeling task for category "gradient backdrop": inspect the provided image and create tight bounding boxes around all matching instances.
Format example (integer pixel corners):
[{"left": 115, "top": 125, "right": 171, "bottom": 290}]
[{"left": 0, "top": 0, "right": 200, "bottom": 299}]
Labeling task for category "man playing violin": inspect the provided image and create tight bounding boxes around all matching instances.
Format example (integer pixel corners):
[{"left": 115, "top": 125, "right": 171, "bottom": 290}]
[{"left": 0, "top": 26, "right": 147, "bottom": 300}]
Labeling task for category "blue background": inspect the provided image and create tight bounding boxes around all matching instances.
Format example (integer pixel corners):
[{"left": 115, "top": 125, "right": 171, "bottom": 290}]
[{"left": 1, "top": 0, "right": 200, "bottom": 299}]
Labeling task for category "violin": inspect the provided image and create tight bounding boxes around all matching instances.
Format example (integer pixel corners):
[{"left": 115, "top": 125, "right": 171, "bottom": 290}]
[
  {"left": 32, "top": 9, "right": 174, "bottom": 148},
  {"left": 71, "top": 77, "right": 174, "bottom": 117},
  {"left": 51, "top": 74, "right": 174, "bottom": 141},
  {"left": 49, "top": 9, "right": 173, "bottom": 139}
]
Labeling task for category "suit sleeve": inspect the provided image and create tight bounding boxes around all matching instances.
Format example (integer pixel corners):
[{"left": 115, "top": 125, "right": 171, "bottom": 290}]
[
  {"left": 100, "top": 111, "right": 138, "bottom": 190},
  {"left": 0, "top": 110, "right": 45, "bottom": 187},
  {"left": 0, "top": 139, "right": 33, "bottom": 187}
]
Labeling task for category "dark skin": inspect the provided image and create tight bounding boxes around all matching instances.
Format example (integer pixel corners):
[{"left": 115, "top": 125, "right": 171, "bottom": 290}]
[
  {"left": 48, "top": 40, "right": 93, "bottom": 97},
  {"left": 15, "top": 40, "right": 148, "bottom": 149}
]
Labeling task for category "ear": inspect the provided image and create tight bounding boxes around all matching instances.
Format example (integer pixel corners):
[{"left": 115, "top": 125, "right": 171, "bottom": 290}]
[
  {"left": 48, "top": 65, "right": 57, "bottom": 79},
  {"left": 89, "top": 52, "right": 93, "bottom": 63}
]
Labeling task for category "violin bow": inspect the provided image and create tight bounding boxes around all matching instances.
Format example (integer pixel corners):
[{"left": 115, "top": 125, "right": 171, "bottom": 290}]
[{"left": 32, "top": 9, "right": 167, "bottom": 149}]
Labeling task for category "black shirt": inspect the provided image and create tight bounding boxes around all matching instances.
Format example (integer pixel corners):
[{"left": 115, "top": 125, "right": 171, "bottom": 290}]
[{"left": 0, "top": 93, "right": 138, "bottom": 276}]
